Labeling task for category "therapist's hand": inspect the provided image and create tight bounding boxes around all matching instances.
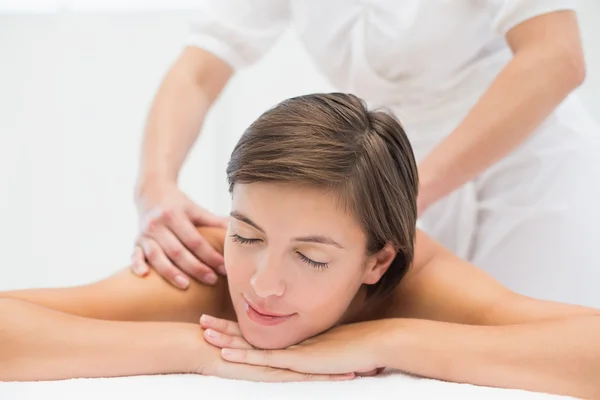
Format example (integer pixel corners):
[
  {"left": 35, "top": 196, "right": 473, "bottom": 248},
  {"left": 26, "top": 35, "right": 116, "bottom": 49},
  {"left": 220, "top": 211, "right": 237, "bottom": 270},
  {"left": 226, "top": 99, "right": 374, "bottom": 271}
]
[{"left": 132, "top": 180, "right": 227, "bottom": 289}]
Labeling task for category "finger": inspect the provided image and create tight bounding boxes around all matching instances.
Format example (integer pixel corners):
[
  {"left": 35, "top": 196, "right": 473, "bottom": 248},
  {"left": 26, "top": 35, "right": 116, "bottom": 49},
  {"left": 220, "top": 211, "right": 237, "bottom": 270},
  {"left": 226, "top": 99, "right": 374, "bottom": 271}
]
[
  {"left": 139, "top": 236, "right": 190, "bottom": 290},
  {"left": 275, "top": 370, "right": 355, "bottom": 382},
  {"left": 221, "top": 348, "right": 292, "bottom": 370},
  {"left": 200, "top": 314, "right": 242, "bottom": 336},
  {"left": 130, "top": 246, "right": 149, "bottom": 276},
  {"left": 222, "top": 363, "right": 354, "bottom": 382},
  {"left": 304, "top": 372, "right": 355, "bottom": 382},
  {"left": 355, "top": 367, "right": 386, "bottom": 377},
  {"left": 160, "top": 209, "right": 225, "bottom": 275},
  {"left": 355, "top": 369, "right": 378, "bottom": 377},
  {"left": 204, "top": 329, "right": 253, "bottom": 350},
  {"left": 187, "top": 205, "right": 228, "bottom": 229},
  {"left": 145, "top": 221, "right": 218, "bottom": 285}
]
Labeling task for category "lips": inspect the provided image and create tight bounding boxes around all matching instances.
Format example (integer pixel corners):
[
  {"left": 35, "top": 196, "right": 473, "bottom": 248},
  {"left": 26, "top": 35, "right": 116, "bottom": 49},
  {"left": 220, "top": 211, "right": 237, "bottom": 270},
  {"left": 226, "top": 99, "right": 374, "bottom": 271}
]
[
  {"left": 243, "top": 297, "right": 295, "bottom": 326},
  {"left": 246, "top": 299, "right": 291, "bottom": 317}
]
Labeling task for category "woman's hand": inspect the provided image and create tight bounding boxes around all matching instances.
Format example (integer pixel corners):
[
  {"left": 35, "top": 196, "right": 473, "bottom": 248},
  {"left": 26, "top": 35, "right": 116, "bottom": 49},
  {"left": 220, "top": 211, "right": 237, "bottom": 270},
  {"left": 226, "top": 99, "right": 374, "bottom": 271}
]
[
  {"left": 202, "top": 315, "right": 388, "bottom": 376},
  {"left": 200, "top": 314, "right": 255, "bottom": 350},
  {"left": 196, "top": 317, "right": 354, "bottom": 382},
  {"left": 199, "top": 346, "right": 354, "bottom": 382}
]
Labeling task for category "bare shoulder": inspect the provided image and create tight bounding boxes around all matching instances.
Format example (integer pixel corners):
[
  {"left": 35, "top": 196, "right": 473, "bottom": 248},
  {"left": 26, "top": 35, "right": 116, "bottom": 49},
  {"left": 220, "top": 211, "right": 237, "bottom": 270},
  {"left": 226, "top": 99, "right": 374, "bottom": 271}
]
[
  {"left": 362, "top": 230, "right": 437, "bottom": 321},
  {"left": 380, "top": 229, "right": 599, "bottom": 325},
  {"left": 1, "top": 227, "right": 234, "bottom": 323}
]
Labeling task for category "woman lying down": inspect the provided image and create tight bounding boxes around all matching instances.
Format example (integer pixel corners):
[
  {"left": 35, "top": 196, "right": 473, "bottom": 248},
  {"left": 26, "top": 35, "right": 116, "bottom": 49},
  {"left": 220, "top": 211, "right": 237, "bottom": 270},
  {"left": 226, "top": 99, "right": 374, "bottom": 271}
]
[{"left": 1, "top": 93, "right": 599, "bottom": 398}]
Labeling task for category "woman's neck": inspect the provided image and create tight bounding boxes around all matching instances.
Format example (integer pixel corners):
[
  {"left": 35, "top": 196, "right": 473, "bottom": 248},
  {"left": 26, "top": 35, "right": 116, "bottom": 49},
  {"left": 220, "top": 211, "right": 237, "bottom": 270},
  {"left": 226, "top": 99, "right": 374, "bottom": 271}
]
[{"left": 339, "top": 285, "right": 390, "bottom": 325}]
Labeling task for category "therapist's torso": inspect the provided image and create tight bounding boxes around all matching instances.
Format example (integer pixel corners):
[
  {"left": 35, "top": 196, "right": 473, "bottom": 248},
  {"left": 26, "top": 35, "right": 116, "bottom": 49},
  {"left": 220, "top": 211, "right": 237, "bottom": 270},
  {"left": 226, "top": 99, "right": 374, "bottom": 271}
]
[
  {"left": 289, "top": 1, "right": 508, "bottom": 110},
  {"left": 189, "top": 0, "right": 584, "bottom": 152}
]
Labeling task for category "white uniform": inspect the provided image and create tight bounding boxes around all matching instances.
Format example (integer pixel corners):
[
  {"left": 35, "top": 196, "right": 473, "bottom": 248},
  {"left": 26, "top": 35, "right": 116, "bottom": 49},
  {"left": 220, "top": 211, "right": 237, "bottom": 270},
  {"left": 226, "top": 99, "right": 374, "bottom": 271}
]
[{"left": 188, "top": 0, "right": 600, "bottom": 307}]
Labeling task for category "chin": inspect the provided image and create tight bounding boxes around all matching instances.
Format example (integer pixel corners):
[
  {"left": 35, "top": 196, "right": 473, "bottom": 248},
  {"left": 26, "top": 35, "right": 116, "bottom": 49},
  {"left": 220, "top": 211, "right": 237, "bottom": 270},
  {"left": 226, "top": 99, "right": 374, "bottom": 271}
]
[{"left": 239, "top": 320, "right": 302, "bottom": 350}]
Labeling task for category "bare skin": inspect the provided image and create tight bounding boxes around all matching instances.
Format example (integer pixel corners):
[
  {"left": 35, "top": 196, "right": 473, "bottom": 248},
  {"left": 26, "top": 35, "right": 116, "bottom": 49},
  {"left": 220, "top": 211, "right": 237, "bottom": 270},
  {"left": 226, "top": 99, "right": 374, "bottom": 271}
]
[
  {"left": 3, "top": 223, "right": 599, "bottom": 330},
  {"left": 1, "top": 200, "right": 599, "bottom": 398}
]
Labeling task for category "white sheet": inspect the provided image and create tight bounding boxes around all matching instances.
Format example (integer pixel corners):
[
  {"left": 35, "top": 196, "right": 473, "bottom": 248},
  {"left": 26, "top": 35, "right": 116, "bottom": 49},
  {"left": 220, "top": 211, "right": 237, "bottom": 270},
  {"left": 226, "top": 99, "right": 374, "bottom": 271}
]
[{"left": 0, "top": 369, "right": 574, "bottom": 400}]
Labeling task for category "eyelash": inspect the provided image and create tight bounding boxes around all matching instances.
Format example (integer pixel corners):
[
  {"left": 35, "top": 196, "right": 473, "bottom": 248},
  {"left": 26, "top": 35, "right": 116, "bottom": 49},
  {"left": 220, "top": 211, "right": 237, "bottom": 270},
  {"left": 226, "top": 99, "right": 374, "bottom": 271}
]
[
  {"left": 230, "top": 234, "right": 330, "bottom": 271},
  {"left": 296, "top": 252, "right": 329, "bottom": 271},
  {"left": 230, "top": 233, "right": 261, "bottom": 245}
]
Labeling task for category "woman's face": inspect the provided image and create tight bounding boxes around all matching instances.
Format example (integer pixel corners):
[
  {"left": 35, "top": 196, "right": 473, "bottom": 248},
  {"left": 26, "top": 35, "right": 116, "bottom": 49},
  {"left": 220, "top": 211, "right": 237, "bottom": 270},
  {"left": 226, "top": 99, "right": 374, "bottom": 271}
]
[{"left": 225, "top": 182, "right": 389, "bottom": 350}]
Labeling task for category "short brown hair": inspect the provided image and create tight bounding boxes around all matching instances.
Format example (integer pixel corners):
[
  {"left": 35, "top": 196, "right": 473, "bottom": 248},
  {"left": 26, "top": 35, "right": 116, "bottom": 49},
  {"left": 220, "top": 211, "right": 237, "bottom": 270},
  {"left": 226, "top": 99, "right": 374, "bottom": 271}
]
[{"left": 226, "top": 93, "right": 419, "bottom": 299}]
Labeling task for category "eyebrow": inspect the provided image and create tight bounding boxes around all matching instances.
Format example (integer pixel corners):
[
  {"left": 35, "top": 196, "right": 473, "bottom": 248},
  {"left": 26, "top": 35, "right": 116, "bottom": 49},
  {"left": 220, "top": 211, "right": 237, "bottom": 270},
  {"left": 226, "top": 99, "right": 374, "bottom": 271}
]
[
  {"left": 230, "top": 211, "right": 265, "bottom": 232},
  {"left": 229, "top": 211, "right": 345, "bottom": 249},
  {"left": 293, "top": 235, "right": 345, "bottom": 249}
]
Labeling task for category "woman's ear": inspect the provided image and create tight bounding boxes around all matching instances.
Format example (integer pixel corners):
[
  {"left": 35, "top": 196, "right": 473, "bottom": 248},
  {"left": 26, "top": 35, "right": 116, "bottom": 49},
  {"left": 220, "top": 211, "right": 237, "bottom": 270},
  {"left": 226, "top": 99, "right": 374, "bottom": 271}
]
[{"left": 362, "top": 244, "right": 397, "bottom": 285}]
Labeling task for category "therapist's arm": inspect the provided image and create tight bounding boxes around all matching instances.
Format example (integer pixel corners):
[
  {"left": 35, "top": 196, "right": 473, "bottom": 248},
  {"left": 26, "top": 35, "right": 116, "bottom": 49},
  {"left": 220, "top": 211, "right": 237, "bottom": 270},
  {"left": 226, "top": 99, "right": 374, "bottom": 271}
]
[
  {"left": 132, "top": 47, "right": 232, "bottom": 288},
  {"left": 137, "top": 46, "right": 232, "bottom": 187},
  {"left": 417, "top": 10, "right": 585, "bottom": 213}
]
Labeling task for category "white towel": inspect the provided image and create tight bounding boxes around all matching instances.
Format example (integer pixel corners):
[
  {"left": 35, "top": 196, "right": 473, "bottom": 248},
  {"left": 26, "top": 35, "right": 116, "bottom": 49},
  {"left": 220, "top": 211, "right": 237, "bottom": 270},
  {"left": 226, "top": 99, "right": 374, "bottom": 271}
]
[{"left": 0, "top": 369, "right": 574, "bottom": 400}]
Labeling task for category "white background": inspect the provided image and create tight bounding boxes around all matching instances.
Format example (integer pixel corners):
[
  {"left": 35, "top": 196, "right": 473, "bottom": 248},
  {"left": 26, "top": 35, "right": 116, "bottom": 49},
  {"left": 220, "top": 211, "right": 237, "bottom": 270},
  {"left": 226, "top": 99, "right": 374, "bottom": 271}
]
[{"left": 0, "top": 2, "right": 599, "bottom": 291}]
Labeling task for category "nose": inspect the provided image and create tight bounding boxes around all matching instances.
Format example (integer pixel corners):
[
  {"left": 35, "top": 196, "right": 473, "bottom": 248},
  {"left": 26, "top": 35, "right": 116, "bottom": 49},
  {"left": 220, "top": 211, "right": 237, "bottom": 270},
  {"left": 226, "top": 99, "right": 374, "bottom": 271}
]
[{"left": 250, "top": 254, "right": 286, "bottom": 298}]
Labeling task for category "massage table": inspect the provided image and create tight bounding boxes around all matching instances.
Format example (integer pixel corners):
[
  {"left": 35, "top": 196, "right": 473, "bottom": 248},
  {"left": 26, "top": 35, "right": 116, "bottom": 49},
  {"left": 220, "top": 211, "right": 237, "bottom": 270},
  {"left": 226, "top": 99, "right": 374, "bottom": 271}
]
[{"left": 0, "top": 369, "right": 574, "bottom": 399}]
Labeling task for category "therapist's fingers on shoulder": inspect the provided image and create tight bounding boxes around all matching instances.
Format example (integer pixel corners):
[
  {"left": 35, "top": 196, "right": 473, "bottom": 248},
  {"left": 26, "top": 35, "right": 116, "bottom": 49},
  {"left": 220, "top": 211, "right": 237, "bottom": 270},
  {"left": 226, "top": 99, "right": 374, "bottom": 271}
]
[
  {"left": 131, "top": 246, "right": 149, "bottom": 276},
  {"left": 179, "top": 224, "right": 225, "bottom": 276},
  {"left": 143, "top": 221, "right": 218, "bottom": 287},
  {"left": 138, "top": 236, "right": 190, "bottom": 290},
  {"left": 187, "top": 202, "right": 229, "bottom": 229},
  {"left": 165, "top": 214, "right": 224, "bottom": 279},
  {"left": 158, "top": 205, "right": 223, "bottom": 266}
]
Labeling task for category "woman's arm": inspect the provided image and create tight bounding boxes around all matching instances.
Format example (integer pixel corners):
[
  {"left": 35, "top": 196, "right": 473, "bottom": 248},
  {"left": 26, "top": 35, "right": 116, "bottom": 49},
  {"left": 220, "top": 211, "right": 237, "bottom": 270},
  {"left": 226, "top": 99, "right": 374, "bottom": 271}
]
[
  {"left": 186, "top": 229, "right": 599, "bottom": 396},
  {"left": 395, "top": 229, "right": 598, "bottom": 325},
  {"left": 387, "top": 229, "right": 600, "bottom": 398},
  {"left": 0, "top": 227, "right": 229, "bottom": 381},
  {"left": 0, "top": 227, "right": 229, "bottom": 323},
  {"left": 417, "top": 10, "right": 585, "bottom": 214},
  {"left": 380, "top": 315, "right": 600, "bottom": 398},
  {"left": 0, "top": 298, "right": 205, "bottom": 381}
]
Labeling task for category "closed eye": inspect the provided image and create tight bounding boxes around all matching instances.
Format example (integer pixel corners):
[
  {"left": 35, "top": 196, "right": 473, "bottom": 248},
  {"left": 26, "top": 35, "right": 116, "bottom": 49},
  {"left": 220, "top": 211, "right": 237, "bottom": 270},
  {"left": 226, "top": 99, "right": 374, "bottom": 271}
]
[
  {"left": 231, "top": 233, "right": 329, "bottom": 270},
  {"left": 230, "top": 233, "right": 262, "bottom": 245},
  {"left": 296, "top": 252, "right": 329, "bottom": 271}
]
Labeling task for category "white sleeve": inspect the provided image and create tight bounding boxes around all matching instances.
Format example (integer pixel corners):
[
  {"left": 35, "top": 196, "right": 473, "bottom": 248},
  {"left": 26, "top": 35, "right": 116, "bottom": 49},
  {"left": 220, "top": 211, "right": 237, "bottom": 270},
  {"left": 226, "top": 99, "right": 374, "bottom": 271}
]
[
  {"left": 488, "top": 0, "right": 578, "bottom": 35},
  {"left": 186, "top": 0, "right": 291, "bottom": 70}
]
